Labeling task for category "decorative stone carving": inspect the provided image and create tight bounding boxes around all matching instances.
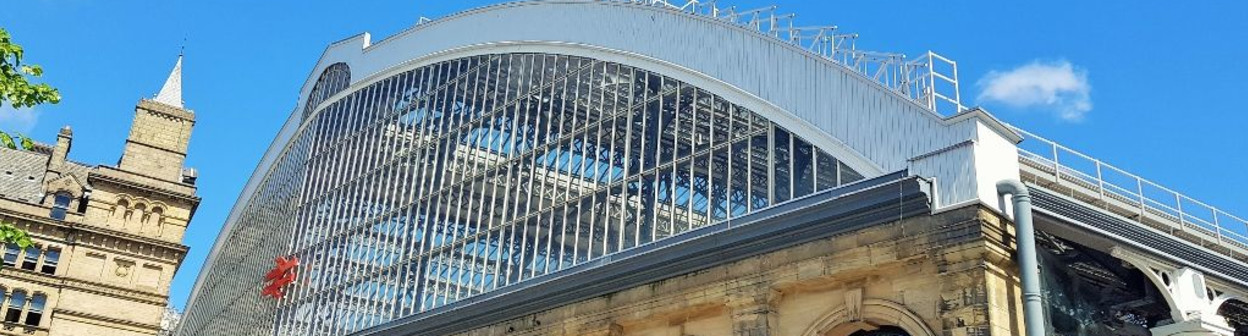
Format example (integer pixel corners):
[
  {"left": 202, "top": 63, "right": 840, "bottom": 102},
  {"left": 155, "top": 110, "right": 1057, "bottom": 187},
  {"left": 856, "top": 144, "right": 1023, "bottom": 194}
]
[
  {"left": 800, "top": 298, "right": 937, "bottom": 336},
  {"left": 115, "top": 260, "right": 133, "bottom": 278},
  {"left": 845, "top": 288, "right": 864, "bottom": 322}
]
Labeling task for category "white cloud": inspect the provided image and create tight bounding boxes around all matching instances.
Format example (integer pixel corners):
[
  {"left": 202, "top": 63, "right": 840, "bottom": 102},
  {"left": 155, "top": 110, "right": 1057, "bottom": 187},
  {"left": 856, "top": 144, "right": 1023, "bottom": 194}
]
[
  {"left": 0, "top": 104, "right": 41, "bottom": 133},
  {"left": 976, "top": 60, "right": 1092, "bottom": 121}
]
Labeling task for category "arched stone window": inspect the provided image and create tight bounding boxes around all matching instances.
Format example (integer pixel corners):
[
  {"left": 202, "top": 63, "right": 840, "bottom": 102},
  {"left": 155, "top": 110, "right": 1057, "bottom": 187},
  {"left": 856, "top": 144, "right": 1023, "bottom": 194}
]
[
  {"left": 135, "top": 203, "right": 149, "bottom": 224},
  {"left": 848, "top": 326, "right": 910, "bottom": 336},
  {"left": 4, "top": 290, "right": 25, "bottom": 323},
  {"left": 119, "top": 199, "right": 134, "bottom": 223},
  {"left": 801, "top": 299, "right": 936, "bottom": 336},
  {"left": 25, "top": 293, "right": 45, "bottom": 326},
  {"left": 146, "top": 206, "right": 166, "bottom": 235},
  {"left": 148, "top": 206, "right": 164, "bottom": 223}
]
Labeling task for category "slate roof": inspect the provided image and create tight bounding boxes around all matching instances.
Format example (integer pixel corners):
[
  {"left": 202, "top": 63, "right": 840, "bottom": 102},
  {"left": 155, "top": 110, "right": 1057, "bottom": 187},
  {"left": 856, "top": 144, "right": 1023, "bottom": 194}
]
[{"left": 0, "top": 147, "right": 49, "bottom": 203}]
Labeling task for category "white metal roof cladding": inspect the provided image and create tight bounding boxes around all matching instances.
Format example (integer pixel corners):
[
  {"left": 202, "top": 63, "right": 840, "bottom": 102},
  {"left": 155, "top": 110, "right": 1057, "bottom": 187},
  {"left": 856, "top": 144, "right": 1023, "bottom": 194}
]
[
  {"left": 179, "top": 2, "right": 1248, "bottom": 336},
  {"left": 294, "top": 0, "right": 1022, "bottom": 207},
  {"left": 194, "top": 2, "right": 1029, "bottom": 314},
  {"left": 181, "top": 1, "right": 1029, "bottom": 335}
]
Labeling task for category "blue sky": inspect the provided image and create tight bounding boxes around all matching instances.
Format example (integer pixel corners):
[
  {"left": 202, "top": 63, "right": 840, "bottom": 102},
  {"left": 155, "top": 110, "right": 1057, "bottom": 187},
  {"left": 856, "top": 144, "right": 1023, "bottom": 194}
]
[{"left": 3, "top": 1, "right": 1246, "bottom": 310}]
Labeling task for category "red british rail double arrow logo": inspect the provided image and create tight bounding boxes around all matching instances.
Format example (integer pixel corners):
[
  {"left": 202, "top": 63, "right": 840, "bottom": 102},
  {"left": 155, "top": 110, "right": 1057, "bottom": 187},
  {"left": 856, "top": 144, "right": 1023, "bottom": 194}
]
[{"left": 261, "top": 256, "right": 299, "bottom": 300}]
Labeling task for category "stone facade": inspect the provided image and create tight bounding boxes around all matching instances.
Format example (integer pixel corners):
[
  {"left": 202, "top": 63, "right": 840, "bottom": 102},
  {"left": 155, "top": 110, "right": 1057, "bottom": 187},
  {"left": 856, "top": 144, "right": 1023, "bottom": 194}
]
[
  {"left": 0, "top": 61, "right": 198, "bottom": 336},
  {"left": 448, "top": 205, "right": 1024, "bottom": 336}
]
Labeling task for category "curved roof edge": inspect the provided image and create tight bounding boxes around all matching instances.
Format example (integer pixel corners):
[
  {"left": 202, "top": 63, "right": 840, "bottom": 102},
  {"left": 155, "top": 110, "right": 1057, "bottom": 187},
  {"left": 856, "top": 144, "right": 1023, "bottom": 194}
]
[
  {"left": 295, "top": 1, "right": 1018, "bottom": 201},
  {"left": 185, "top": 0, "right": 1025, "bottom": 324}
]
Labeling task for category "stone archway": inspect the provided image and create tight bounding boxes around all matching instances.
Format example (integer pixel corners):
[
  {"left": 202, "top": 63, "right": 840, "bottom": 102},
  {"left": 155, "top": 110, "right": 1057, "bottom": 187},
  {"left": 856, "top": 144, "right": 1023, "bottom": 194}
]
[{"left": 800, "top": 296, "right": 936, "bottom": 336}]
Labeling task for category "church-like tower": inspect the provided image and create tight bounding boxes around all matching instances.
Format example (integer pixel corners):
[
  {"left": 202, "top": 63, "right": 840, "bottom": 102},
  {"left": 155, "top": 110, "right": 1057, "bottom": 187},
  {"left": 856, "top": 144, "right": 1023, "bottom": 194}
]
[
  {"left": 0, "top": 55, "right": 200, "bottom": 336},
  {"left": 118, "top": 55, "right": 196, "bottom": 184},
  {"left": 84, "top": 55, "right": 199, "bottom": 243}
]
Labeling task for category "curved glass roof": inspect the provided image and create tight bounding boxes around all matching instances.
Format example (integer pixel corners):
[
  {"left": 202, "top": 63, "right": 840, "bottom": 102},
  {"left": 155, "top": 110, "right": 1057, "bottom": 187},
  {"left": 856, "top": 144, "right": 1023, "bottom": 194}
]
[{"left": 179, "top": 52, "right": 864, "bottom": 336}]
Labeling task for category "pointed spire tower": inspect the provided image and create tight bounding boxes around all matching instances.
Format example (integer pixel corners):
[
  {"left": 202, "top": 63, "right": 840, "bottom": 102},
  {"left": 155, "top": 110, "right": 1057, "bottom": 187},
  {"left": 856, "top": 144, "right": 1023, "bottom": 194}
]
[
  {"left": 118, "top": 54, "right": 196, "bottom": 183},
  {"left": 153, "top": 55, "right": 183, "bottom": 108}
]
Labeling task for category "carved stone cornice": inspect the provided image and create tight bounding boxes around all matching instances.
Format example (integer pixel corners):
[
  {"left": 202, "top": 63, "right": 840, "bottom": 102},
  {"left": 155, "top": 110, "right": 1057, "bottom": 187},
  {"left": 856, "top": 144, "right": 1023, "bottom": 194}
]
[
  {"left": 0, "top": 210, "right": 188, "bottom": 263},
  {"left": 0, "top": 321, "right": 47, "bottom": 336},
  {"left": 578, "top": 322, "right": 623, "bottom": 336},
  {"left": 88, "top": 167, "right": 198, "bottom": 204},
  {"left": 0, "top": 268, "right": 64, "bottom": 289},
  {"left": 52, "top": 308, "right": 160, "bottom": 333},
  {"left": 137, "top": 99, "right": 194, "bottom": 121},
  {"left": 60, "top": 277, "right": 168, "bottom": 306},
  {"left": 67, "top": 225, "right": 188, "bottom": 263}
]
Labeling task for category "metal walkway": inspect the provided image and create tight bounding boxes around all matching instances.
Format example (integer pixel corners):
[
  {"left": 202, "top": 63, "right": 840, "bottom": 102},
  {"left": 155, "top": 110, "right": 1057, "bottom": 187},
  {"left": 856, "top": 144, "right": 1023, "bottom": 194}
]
[{"left": 1013, "top": 126, "right": 1248, "bottom": 263}]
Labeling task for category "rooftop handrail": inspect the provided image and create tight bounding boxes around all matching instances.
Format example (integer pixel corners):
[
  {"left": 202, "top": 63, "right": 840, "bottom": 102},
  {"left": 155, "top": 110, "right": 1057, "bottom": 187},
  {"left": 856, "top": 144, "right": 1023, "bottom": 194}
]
[
  {"left": 1012, "top": 125, "right": 1248, "bottom": 251},
  {"left": 616, "top": 0, "right": 964, "bottom": 116},
  {"left": 403, "top": 0, "right": 1248, "bottom": 250}
]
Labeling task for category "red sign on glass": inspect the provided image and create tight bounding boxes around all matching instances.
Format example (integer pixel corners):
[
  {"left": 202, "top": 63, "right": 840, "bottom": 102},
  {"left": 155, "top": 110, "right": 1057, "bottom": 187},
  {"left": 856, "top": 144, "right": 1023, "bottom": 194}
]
[{"left": 261, "top": 256, "right": 299, "bottom": 300}]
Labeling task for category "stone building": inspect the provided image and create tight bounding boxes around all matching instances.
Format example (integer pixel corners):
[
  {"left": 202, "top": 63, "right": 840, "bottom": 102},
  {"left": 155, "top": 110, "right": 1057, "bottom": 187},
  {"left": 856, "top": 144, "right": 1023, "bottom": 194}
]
[{"left": 0, "top": 56, "right": 198, "bottom": 336}]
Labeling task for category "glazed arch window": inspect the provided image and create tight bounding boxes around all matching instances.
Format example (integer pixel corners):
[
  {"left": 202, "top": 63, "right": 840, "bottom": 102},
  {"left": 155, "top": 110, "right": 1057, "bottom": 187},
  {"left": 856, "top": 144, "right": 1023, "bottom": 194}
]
[
  {"left": 50, "top": 192, "right": 71, "bottom": 220},
  {"left": 20, "top": 246, "right": 40, "bottom": 271},
  {"left": 40, "top": 249, "right": 59, "bottom": 275},
  {"left": 24, "top": 294, "right": 44, "bottom": 326},
  {"left": 4, "top": 290, "right": 24, "bottom": 323}
]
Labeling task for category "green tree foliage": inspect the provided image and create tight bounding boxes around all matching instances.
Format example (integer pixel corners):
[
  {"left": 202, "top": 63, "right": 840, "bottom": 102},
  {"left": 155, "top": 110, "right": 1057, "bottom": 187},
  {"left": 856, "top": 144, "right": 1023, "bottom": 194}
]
[
  {"left": 0, "top": 131, "right": 36, "bottom": 150},
  {"left": 0, "top": 222, "right": 32, "bottom": 250},
  {"left": 17, "top": 132, "right": 32, "bottom": 150},
  {"left": 0, "top": 131, "right": 14, "bottom": 149},
  {"left": 0, "top": 28, "right": 53, "bottom": 258},
  {"left": 0, "top": 28, "right": 60, "bottom": 108}
]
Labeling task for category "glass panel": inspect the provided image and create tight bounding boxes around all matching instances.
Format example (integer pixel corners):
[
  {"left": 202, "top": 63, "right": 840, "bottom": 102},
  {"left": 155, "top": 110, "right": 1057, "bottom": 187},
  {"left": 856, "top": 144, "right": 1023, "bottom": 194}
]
[
  {"left": 773, "top": 127, "right": 792, "bottom": 203},
  {"left": 2, "top": 244, "right": 18, "bottom": 267},
  {"left": 815, "top": 151, "right": 838, "bottom": 190},
  {"left": 50, "top": 193, "right": 70, "bottom": 220},
  {"left": 40, "top": 250, "right": 58, "bottom": 275},
  {"left": 20, "top": 246, "right": 38, "bottom": 271},
  {"left": 840, "top": 160, "right": 864, "bottom": 184},
  {"left": 24, "top": 294, "right": 44, "bottom": 326},
  {"left": 793, "top": 137, "right": 816, "bottom": 198},
  {"left": 184, "top": 53, "right": 871, "bottom": 336},
  {"left": 4, "top": 291, "right": 23, "bottom": 323}
]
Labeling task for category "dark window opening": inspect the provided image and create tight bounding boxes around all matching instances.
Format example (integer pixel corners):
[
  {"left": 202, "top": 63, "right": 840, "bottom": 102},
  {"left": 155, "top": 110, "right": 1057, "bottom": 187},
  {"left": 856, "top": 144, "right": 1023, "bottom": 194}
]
[
  {"left": 23, "top": 294, "right": 44, "bottom": 326},
  {"left": 20, "top": 247, "right": 39, "bottom": 271},
  {"left": 4, "top": 291, "right": 24, "bottom": 323},
  {"left": 849, "top": 326, "right": 910, "bottom": 336},
  {"left": 40, "top": 250, "right": 58, "bottom": 275}
]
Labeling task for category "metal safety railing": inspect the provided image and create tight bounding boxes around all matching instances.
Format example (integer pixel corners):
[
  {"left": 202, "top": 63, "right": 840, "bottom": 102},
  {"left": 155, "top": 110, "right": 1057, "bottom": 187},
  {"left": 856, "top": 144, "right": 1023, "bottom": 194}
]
[
  {"left": 1012, "top": 126, "right": 1248, "bottom": 254},
  {"left": 619, "top": 0, "right": 965, "bottom": 116},
  {"left": 411, "top": 0, "right": 1247, "bottom": 255}
]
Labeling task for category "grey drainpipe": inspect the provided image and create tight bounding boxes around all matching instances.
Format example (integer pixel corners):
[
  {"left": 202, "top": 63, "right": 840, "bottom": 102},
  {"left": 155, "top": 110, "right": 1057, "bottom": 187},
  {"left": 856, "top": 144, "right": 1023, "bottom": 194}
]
[{"left": 997, "top": 179, "right": 1045, "bottom": 336}]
